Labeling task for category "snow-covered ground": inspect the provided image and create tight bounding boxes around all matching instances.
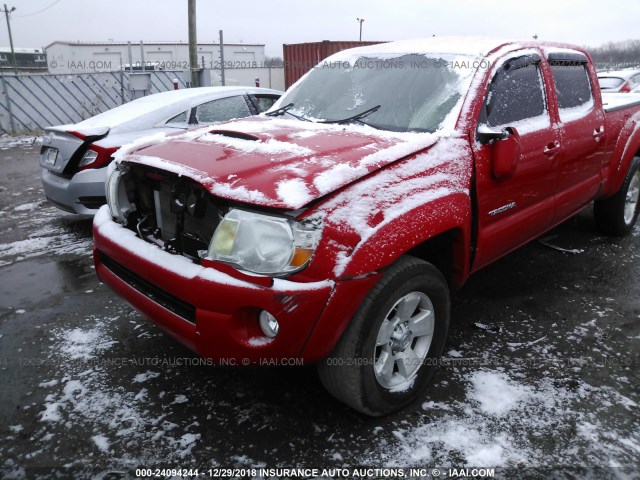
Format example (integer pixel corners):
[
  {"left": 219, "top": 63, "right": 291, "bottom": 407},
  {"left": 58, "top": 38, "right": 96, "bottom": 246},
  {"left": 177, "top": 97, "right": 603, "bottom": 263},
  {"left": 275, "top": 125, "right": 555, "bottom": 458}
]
[
  {"left": 0, "top": 135, "right": 40, "bottom": 150},
  {"left": 11, "top": 302, "right": 636, "bottom": 474}
]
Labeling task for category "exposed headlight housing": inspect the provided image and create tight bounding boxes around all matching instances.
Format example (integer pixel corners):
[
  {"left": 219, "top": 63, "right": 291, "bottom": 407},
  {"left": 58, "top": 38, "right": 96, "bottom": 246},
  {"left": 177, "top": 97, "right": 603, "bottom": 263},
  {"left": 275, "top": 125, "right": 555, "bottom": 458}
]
[
  {"left": 207, "top": 209, "right": 322, "bottom": 276},
  {"left": 106, "top": 164, "right": 133, "bottom": 223}
]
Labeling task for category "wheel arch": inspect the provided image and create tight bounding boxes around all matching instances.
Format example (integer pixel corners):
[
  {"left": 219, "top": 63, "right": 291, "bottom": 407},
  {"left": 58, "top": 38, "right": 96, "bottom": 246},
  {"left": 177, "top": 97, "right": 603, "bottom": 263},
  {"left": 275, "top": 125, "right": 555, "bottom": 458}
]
[
  {"left": 338, "top": 192, "right": 473, "bottom": 291},
  {"left": 602, "top": 114, "right": 640, "bottom": 198}
]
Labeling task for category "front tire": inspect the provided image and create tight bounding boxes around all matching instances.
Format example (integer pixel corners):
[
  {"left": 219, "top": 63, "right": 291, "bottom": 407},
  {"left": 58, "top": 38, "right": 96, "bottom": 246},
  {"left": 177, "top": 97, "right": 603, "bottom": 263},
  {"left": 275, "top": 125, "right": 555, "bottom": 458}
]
[
  {"left": 317, "top": 256, "right": 450, "bottom": 416},
  {"left": 594, "top": 156, "right": 640, "bottom": 236}
]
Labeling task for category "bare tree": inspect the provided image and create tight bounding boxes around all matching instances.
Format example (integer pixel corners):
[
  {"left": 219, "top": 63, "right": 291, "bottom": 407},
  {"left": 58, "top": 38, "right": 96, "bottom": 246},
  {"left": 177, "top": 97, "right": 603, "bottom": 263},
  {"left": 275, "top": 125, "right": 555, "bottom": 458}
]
[{"left": 587, "top": 39, "right": 640, "bottom": 71}]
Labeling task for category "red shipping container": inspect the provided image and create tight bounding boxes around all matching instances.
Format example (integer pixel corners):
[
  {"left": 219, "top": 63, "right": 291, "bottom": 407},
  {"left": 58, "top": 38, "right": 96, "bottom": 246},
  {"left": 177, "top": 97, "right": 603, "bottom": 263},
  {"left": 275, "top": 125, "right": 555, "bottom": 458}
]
[{"left": 283, "top": 40, "right": 386, "bottom": 89}]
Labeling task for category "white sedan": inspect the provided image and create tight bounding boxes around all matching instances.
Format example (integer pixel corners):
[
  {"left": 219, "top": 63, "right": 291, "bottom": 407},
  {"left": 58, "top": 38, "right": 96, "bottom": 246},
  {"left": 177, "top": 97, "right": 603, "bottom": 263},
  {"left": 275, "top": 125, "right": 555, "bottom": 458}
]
[
  {"left": 40, "top": 86, "right": 282, "bottom": 215},
  {"left": 597, "top": 69, "right": 640, "bottom": 93}
]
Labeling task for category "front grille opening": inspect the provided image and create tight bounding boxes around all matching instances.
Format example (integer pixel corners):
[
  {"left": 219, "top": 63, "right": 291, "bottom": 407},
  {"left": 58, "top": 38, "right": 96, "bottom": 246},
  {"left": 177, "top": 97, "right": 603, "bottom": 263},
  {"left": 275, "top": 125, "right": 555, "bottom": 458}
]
[
  {"left": 101, "top": 253, "right": 196, "bottom": 324},
  {"left": 121, "top": 166, "right": 223, "bottom": 263}
]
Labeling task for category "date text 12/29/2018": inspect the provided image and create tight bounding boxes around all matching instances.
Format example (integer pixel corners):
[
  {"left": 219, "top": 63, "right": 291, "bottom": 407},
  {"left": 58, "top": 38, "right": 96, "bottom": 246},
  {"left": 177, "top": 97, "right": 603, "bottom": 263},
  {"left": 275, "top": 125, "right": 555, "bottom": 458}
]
[{"left": 135, "top": 467, "right": 496, "bottom": 478}]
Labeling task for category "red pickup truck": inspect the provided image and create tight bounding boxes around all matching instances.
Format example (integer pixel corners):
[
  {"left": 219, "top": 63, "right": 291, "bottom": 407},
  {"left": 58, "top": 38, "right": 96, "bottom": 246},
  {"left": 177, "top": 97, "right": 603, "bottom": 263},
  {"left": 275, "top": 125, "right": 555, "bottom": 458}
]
[{"left": 93, "top": 38, "right": 640, "bottom": 416}]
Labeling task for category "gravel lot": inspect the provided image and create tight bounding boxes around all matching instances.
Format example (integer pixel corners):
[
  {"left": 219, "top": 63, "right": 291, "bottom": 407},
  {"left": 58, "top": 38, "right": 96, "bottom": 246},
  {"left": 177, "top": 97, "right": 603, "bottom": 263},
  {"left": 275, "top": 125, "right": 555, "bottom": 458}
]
[{"left": 0, "top": 141, "right": 638, "bottom": 479}]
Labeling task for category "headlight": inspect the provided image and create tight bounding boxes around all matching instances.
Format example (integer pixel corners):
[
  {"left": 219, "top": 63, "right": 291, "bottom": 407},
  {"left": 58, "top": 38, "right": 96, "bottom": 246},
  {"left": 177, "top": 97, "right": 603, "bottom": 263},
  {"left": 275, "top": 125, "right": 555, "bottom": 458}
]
[
  {"left": 207, "top": 209, "right": 322, "bottom": 276},
  {"left": 106, "top": 164, "right": 132, "bottom": 223}
]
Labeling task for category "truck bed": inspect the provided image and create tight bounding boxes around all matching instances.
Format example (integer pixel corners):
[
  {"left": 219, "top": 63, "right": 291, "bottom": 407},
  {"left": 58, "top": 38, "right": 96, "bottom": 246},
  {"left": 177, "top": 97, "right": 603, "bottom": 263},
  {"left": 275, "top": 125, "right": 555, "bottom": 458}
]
[{"left": 601, "top": 92, "right": 640, "bottom": 113}]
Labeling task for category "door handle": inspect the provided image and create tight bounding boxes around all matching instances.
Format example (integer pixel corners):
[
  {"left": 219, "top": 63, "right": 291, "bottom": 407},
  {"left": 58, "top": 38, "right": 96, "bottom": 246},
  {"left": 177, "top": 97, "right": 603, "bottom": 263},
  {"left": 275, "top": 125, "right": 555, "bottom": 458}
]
[
  {"left": 543, "top": 141, "right": 561, "bottom": 158},
  {"left": 593, "top": 126, "right": 605, "bottom": 141}
]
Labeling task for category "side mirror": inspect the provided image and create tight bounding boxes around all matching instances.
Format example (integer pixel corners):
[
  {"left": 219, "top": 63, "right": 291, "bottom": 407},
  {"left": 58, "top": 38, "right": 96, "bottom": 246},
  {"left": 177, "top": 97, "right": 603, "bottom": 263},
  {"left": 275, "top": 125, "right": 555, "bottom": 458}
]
[
  {"left": 477, "top": 125, "right": 509, "bottom": 144},
  {"left": 491, "top": 127, "right": 521, "bottom": 179}
]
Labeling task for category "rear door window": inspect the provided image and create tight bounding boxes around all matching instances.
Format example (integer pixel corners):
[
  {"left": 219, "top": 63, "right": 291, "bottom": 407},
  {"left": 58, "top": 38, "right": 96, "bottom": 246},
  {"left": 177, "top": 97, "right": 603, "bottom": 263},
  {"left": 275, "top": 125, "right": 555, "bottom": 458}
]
[
  {"left": 193, "top": 96, "right": 252, "bottom": 124},
  {"left": 550, "top": 62, "right": 593, "bottom": 123}
]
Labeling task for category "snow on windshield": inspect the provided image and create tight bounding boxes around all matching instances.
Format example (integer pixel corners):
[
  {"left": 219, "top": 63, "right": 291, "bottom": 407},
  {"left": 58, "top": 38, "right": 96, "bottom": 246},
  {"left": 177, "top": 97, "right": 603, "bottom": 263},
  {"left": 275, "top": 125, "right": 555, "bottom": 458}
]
[{"left": 278, "top": 52, "right": 479, "bottom": 133}]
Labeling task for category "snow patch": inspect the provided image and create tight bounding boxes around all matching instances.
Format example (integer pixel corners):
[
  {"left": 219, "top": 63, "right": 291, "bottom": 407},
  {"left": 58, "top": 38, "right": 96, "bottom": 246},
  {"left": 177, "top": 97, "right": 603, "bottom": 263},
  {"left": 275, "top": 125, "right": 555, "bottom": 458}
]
[
  {"left": 14, "top": 202, "right": 40, "bottom": 212},
  {"left": 132, "top": 371, "right": 161, "bottom": 383},
  {"left": 558, "top": 100, "right": 595, "bottom": 124},
  {"left": 39, "top": 379, "right": 59, "bottom": 388},
  {"left": 199, "top": 133, "right": 314, "bottom": 156},
  {"left": 0, "top": 135, "right": 40, "bottom": 149},
  {"left": 40, "top": 402, "right": 62, "bottom": 422},
  {"left": 91, "top": 434, "right": 110, "bottom": 453},
  {"left": 247, "top": 336, "right": 273, "bottom": 347},
  {"left": 276, "top": 178, "right": 312, "bottom": 208},
  {"left": 60, "top": 326, "right": 118, "bottom": 360},
  {"left": 175, "top": 433, "right": 201, "bottom": 458},
  {"left": 468, "top": 370, "right": 533, "bottom": 416},
  {"left": 0, "top": 223, "right": 93, "bottom": 263}
]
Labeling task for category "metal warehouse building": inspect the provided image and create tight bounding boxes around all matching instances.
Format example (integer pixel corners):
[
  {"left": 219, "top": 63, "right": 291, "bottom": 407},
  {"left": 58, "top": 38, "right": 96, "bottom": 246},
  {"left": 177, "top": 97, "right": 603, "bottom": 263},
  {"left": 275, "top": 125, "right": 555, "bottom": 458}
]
[
  {"left": 0, "top": 47, "right": 48, "bottom": 72},
  {"left": 45, "top": 41, "right": 268, "bottom": 74}
]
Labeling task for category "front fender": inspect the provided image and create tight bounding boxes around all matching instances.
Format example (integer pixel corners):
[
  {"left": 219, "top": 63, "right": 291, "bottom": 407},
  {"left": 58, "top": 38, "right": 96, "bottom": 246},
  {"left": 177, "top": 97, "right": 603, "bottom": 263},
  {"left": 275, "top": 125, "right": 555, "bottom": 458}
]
[
  {"left": 295, "top": 138, "right": 473, "bottom": 289},
  {"left": 338, "top": 192, "right": 472, "bottom": 281}
]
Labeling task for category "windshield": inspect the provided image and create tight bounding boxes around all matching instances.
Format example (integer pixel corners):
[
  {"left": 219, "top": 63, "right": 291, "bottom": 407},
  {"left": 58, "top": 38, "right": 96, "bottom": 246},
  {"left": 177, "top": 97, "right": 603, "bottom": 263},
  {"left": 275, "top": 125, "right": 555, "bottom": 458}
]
[{"left": 276, "top": 53, "right": 475, "bottom": 132}]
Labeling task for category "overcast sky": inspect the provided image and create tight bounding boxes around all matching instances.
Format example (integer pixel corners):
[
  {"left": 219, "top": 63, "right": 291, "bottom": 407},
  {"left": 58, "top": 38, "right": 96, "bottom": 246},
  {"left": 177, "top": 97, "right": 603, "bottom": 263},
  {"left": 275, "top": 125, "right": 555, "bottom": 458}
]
[{"left": 4, "top": 0, "right": 639, "bottom": 57}]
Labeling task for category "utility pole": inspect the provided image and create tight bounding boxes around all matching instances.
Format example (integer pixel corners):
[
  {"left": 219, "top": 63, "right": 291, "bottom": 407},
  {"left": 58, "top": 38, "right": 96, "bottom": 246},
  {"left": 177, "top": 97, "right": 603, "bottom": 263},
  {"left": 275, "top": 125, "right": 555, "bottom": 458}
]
[
  {"left": 2, "top": 4, "right": 17, "bottom": 74},
  {"left": 219, "top": 30, "right": 225, "bottom": 86},
  {"left": 188, "top": 0, "right": 199, "bottom": 87},
  {"left": 357, "top": 17, "right": 365, "bottom": 42}
]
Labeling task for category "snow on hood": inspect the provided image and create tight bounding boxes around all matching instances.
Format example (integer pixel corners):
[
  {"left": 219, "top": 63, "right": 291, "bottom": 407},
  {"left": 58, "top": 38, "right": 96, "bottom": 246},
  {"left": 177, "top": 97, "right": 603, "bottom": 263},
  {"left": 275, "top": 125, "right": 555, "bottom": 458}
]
[{"left": 119, "top": 117, "right": 442, "bottom": 209}]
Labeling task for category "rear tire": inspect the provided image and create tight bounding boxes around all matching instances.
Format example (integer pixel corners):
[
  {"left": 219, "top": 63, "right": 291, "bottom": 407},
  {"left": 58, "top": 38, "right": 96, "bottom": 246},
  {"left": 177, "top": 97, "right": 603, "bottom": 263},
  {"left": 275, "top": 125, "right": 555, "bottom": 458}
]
[
  {"left": 594, "top": 156, "right": 640, "bottom": 236},
  {"left": 317, "top": 256, "right": 450, "bottom": 416}
]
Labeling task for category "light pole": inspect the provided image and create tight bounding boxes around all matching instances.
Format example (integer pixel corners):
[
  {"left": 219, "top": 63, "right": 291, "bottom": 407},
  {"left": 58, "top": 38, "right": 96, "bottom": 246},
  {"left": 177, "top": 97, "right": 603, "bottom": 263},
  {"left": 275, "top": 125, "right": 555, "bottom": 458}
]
[
  {"left": 357, "top": 17, "right": 365, "bottom": 42},
  {"left": 1, "top": 4, "right": 17, "bottom": 74}
]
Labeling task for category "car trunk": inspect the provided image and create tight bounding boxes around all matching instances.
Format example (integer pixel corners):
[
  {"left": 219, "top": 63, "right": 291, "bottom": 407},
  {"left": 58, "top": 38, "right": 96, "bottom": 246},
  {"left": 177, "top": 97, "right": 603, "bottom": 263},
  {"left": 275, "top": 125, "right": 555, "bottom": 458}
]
[{"left": 40, "top": 126, "right": 109, "bottom": 176}]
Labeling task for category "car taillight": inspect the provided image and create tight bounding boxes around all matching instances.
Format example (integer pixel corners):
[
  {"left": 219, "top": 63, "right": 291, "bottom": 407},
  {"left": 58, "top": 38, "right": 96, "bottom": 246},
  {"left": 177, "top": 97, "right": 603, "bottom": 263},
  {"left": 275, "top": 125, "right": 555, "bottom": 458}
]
[
  {"left": 78, "top": 145, "right": 119, "bottom": 171},
  {"left": 619, "top": 82, "right": 632, "bottom": 93}
]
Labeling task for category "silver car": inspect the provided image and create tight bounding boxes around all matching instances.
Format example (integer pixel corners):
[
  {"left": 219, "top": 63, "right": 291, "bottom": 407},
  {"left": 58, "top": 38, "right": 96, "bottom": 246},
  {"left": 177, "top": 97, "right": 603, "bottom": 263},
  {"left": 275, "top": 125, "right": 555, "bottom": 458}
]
[{"left": 40, "top": 86, "right": 282, "bottom": 215}]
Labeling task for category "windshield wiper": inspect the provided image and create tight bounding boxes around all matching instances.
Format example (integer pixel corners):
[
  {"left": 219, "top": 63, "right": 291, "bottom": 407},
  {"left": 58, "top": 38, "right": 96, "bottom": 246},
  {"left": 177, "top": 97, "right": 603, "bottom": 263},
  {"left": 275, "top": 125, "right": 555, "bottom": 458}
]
[
  {"left": 264, "top": 103, "right": 311, "bottom": 122},
  {"left": 320, "top": 105, "right": 382, "bottom": 126},
  {"left": 265, "top": 102, "right": 294, "bottom": 117}
]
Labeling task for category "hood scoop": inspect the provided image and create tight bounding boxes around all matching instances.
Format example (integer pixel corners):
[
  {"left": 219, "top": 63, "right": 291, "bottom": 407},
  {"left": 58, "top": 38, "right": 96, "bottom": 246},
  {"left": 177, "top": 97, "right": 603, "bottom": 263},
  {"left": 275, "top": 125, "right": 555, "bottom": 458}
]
[{"left": 207, "top": 130, "right": 260, "bottom": 141}]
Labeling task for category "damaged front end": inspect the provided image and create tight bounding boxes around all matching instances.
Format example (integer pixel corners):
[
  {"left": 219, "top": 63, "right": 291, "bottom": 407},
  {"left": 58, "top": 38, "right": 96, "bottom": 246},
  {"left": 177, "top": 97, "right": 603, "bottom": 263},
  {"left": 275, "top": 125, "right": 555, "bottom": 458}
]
[
  {"left": 107, "top": 162, "right": 224, "bottom": 261},
  {"left": 105, "top": 161, "right": 322, "bottom": 278}
]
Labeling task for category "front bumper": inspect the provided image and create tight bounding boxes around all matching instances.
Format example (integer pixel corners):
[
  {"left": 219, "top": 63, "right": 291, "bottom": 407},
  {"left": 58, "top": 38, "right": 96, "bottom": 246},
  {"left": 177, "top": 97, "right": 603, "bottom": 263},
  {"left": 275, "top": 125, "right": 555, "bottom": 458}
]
[
  {"left": 93, "top": 206, "right": 376, "bottom": 363},
  {"left": 42, "top": 167, "right": 107, "bottom": 215}
]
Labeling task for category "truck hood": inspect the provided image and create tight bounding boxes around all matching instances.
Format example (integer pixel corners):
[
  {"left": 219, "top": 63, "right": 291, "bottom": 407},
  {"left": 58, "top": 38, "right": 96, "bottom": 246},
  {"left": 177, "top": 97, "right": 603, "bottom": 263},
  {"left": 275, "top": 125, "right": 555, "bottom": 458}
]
[{"left": 122, "top": 117, "right": 441, "bottom": 209}]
